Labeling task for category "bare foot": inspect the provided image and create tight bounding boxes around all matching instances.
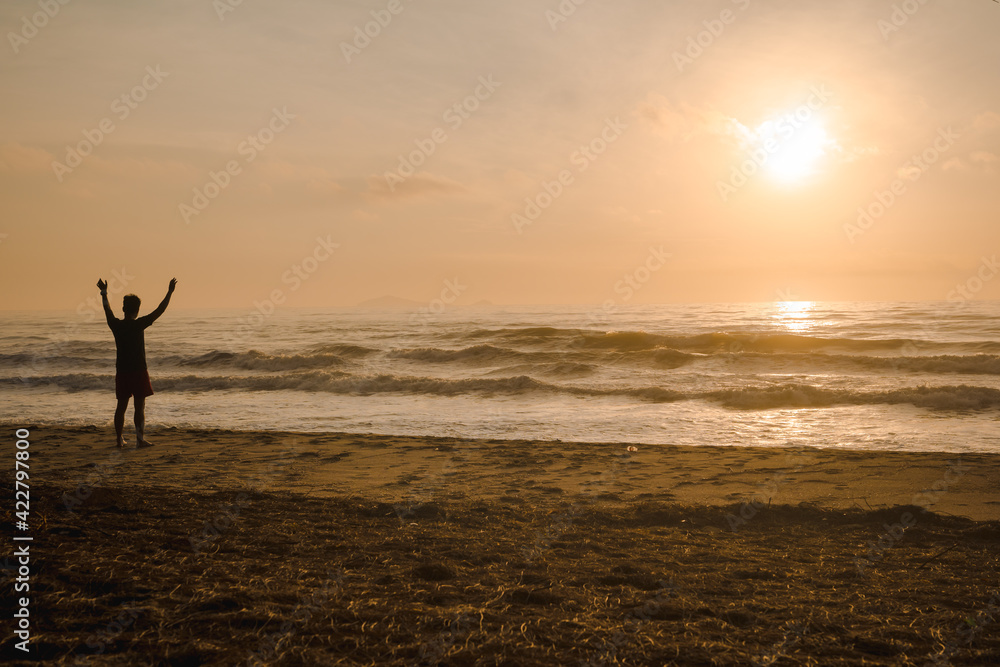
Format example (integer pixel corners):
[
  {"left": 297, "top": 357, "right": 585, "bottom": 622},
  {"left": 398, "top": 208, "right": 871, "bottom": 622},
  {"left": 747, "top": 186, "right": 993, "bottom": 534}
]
[
  {"left": 116, "top": 439, "right": 127, "bottom": 448},
  {"left": 136, "top": 439, "right": 154, "bottom": 449}
]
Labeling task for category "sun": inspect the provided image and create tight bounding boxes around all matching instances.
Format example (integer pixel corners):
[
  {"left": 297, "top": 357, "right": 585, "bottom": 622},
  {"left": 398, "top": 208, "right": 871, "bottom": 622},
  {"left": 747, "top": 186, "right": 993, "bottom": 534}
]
[{"left": 750, "top": 114, "right": 836, "bottom": 183}]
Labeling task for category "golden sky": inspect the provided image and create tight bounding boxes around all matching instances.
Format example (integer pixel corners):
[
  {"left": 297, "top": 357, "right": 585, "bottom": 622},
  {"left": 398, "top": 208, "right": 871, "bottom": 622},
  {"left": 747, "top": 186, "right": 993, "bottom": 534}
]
[{"left": 1, "top": 0, "right": 998, "bottom": 310}]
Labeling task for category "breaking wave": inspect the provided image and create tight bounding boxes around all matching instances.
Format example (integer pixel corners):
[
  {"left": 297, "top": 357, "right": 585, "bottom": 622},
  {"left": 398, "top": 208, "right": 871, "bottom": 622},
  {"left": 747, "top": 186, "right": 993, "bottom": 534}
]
[
  {"left": 166, "top": 350, "right": 347, "bottom": 372},
  {"left": 8, "top": 373, "right": 1000, "bottom": 411}
]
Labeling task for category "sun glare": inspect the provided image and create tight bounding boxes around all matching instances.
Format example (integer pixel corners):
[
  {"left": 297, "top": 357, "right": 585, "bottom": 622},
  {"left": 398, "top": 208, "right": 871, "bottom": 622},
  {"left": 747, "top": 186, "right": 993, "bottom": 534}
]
[
  {"left": 751, "top": 115, "right": 835, "bottom": 183},
  {"left": 773, "top": 300, "right": 816, "bottom": 332}
]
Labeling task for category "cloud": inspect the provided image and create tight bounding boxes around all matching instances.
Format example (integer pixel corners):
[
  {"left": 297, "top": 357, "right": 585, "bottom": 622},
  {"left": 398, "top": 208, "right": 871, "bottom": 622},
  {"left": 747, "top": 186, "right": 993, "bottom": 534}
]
[
  {"left": 943, "top": 152, "right": 999, "bottom": 173},
  {"left": 942, "top": 157, "right": 966, "bottom": 171},
  {"left": 973, "top": 111, "right": 1000, "bottom": 130},
  {"left": 637, "top": 94, "right": 845, "bottom": 170},
  {"left": 351, "top": 209, "right": 379, "bottom": 221},
  {"left": 602, "top": 205, "right": 641, "bottom": 224},
  {"left": 840, "top": 145, "right": 881, "bottom": 163},
  {"left": 636, "top": 94, "right": 735, "bottom": 143},
  {"left": 83, "top": 154, "right": 200, "bottom": 181},
  {"left": 970, "top": 151, "right": 998, "bottom": 164},
  {"left": 364, "top": 172, "right": 467, "bottom": 200},
  {"left": 249, "top": 160, "right": 347, "bottom": 201},
  {"left": 0, "top": 143, "right": 53, "bottom": 173}
]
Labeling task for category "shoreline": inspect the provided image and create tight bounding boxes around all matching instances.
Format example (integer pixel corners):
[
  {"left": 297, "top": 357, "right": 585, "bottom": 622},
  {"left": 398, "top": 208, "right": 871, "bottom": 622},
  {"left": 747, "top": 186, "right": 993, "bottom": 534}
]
[{"left": 16, "top": 424, "right": 1000, "bottom": 521}]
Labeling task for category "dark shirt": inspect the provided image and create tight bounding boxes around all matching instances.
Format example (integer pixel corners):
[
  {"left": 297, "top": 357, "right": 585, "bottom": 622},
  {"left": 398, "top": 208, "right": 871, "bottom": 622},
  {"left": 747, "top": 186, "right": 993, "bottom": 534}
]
[{"left": 108, "top": 316, "right": 156, "bottom": 373}]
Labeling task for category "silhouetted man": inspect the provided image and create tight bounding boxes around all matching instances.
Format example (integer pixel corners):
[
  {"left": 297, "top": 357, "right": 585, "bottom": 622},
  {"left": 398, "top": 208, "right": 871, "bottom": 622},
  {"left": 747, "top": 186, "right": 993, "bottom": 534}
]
[{"left": 98, "top": 278, "right": 177, "bottom": 448}]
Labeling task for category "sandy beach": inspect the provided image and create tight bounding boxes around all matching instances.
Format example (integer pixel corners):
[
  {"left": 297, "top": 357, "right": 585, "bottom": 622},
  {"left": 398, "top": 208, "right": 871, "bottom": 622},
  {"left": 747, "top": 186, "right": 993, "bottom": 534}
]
[
  {"left": 27, "top": 425, "right": 1000, "bottom": 520},
  {"left": 4, "top": 425, "right": 999, "bottom": 665}
]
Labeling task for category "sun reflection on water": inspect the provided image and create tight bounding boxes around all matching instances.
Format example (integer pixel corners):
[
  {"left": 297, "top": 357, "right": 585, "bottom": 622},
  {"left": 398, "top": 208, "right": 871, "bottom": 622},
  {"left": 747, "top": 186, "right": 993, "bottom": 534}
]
[{"left": 772, "top": 301, "right": 816, "bottom": 333}]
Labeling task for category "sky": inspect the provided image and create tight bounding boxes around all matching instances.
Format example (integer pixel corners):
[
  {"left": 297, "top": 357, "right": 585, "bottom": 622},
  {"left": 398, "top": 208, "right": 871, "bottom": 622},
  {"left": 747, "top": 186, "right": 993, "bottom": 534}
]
[{"left": 1, "top": 0, "right": 998, "bottom": 310}]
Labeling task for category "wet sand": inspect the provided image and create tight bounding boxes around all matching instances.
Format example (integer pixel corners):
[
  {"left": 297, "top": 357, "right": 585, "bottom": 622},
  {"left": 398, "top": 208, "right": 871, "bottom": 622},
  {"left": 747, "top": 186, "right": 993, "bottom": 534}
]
[{"left": 28, "top": 425, "right": 1000, "bottom": 520}]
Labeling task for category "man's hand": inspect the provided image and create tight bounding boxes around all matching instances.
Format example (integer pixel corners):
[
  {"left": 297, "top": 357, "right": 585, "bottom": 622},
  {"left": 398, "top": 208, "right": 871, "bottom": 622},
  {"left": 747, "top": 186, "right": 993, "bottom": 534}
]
[
  {"left": 98, "top": 278, "right": 114, "bottom": 323},
  {"left": 147, "top": 278, "right": 177, "bottom": 323}
]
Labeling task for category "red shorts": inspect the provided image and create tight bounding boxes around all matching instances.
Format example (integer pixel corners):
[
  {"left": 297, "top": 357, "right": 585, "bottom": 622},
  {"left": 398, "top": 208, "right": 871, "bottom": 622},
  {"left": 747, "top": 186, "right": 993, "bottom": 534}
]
[{"left": 115, "top": 370, "right": 154, "bottom": 400}]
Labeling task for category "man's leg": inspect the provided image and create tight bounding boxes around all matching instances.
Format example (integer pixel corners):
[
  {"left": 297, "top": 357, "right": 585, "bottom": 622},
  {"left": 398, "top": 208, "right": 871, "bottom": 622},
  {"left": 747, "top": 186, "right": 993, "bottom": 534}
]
[
  {"left": 135, "top": 394, "right": 152, "bottom": 448},
  {"left": 114, "top": 397, "right": 130, "bottom": 447}
]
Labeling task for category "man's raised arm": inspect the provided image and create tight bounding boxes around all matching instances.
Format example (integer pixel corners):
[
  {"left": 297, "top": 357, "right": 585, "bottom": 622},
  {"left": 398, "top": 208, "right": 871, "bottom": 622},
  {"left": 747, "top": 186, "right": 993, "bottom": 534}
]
[
  {"left": 145, "top": 278, "right": 177, "bottom": 324},
  {"left": 97, "top": 279, "right": 115, "bottom": 326}
]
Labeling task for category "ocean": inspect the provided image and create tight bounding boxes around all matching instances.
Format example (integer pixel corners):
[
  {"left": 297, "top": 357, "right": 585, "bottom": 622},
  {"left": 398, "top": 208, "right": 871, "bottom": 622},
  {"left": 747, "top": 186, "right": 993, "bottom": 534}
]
[{"left": 3, "top": 302, "right": 999, "bottom": 453}]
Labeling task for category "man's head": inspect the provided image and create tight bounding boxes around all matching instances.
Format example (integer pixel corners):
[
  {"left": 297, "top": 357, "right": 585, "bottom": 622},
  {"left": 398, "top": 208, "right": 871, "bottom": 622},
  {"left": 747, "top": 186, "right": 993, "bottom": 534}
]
[{"left": 122, "top": 294, "right": 141, "bottom": 319}]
